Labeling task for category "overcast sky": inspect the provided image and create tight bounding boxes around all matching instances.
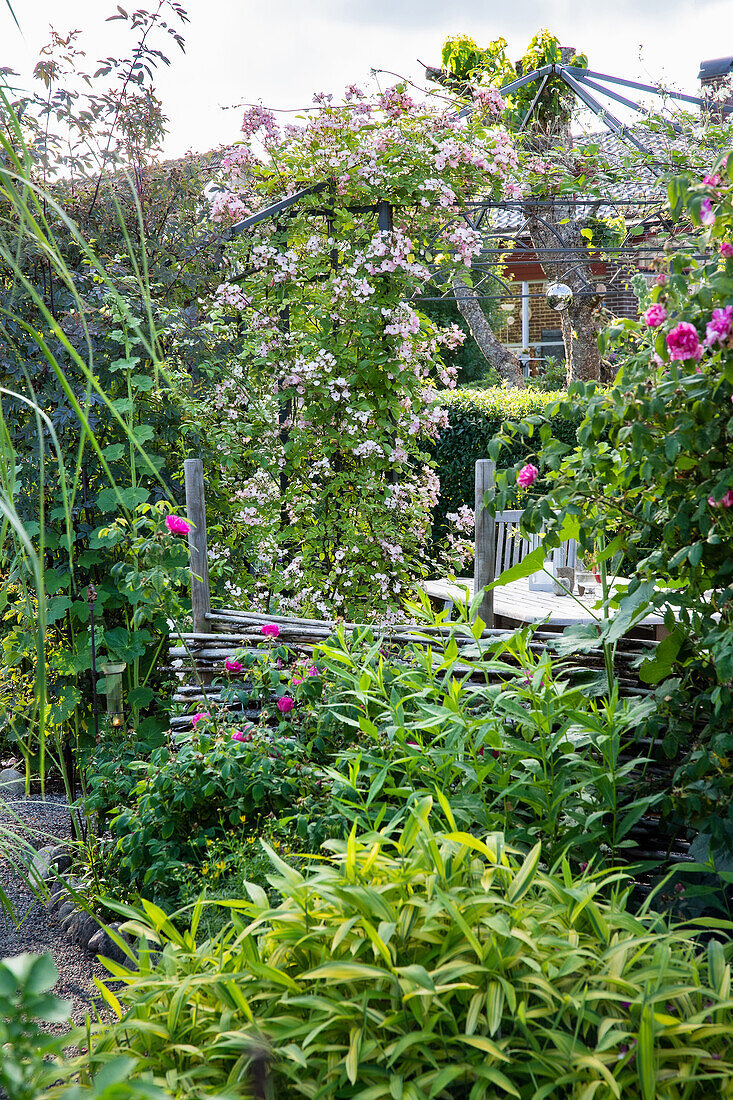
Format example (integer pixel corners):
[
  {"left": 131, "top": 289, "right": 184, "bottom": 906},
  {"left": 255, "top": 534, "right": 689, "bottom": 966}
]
[{"left": 1, "top": 0, "right": 730, "bottom": 158}]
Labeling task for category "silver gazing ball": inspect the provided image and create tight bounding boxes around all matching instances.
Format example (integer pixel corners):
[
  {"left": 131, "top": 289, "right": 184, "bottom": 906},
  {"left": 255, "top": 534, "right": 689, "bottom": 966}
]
[{"left": 545, "top": 282, "right": 573, "bottom": 311}]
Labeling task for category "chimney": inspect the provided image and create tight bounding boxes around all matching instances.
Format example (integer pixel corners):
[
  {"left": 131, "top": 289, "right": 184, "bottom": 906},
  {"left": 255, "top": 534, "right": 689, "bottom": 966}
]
[{"left": 698, "top": 56, "right": 733, "bottom": 118}]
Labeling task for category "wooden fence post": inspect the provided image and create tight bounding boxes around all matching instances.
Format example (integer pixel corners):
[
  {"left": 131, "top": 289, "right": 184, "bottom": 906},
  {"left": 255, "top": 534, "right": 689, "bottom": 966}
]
[
  {"left": 474, "top": 459, "right": 495, "bottom": 629},
  {"left": 184, "top": 458, "right": 211, "bottom": 635}
]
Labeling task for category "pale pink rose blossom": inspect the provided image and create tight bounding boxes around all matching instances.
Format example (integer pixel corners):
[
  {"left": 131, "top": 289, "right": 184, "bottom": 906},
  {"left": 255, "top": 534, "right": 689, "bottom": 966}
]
[
  {"left": 700, "top": 198, "right": 716, "bottom": 226},
  {"left": 708, "top": 490, "right": 733, "bottom": 508},
  {"left": 704, "top": 306, "right": 733, "bottom": 347},
  {"left": 643, "top": 304, "right": 667, "bottom": 327}
]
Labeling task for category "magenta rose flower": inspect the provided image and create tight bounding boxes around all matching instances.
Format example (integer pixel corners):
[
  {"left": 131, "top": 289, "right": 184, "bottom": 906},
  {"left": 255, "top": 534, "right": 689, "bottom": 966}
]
[
  {"left": 642, "top": 304, "right": 667, "bottom": 327},
  {"left": 666, "top": 322, "right": 701, "bottom": 361},
  {"left": 191, "top": 711, "right": 209, "bottom": 727},
  {"left": 225, "top": 658, "right": 243, "bottom": 673},
  {"left": 261, "top": 623, "right": 280, "bottom": 638},
  {"left": 721, "top": 242, "right": 733, "bottom": 258},
  {"left": 723, "top": 490, "right": 733, "bottom": 509},
  {"left": 704, "top": 306, "right": 733, "bottom": 347},
  {"left": 231, "top": 729, "right": 244, "bottom": 741},
  {"left": 277, "top": 695, "right": 295, "bottom": 713},
  {"left": 165, "top": 514, "right": 191, "bottom": 536},
  {"left": 517, "top": 463, "right": 539, "bottom": 488}
]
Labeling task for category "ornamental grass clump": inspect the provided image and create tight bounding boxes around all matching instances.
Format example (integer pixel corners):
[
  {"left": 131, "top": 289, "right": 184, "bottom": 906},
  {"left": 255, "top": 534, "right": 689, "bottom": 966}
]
[{"left": 69, "top": 802, "right": 733, "bottom": 1099}]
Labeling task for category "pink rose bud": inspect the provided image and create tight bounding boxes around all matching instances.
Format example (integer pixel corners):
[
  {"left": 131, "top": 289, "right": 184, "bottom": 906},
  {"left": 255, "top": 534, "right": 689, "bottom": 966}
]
[
  {"left": 642, "top": 304, "right": 667, "bottom": 327},
  {"left": 655, "top": 273, "right": 667, "bottom": 286},
  {"left": 225, "top": 658, "right": 243, "bottom": 673},
  {"left": 708, "top": 496, "right": 720, "bottom": 508},
  {"left": 516, "top": 463, "right": 539, "bottom": 488},
  {"left": 277, "top": 695, "right": 295, "bottom": 713},
  {"left": 721, "top": 241, "right": 733, "bottom": 258},
  {"left": 231, "top": 729, "right": 244, "bottom": 741},
  {"left": 261, "top": 623, "right": 280, "bottom": 638},
  {"left": 165, "top": 514, "right": 191, "bottom": 536}
]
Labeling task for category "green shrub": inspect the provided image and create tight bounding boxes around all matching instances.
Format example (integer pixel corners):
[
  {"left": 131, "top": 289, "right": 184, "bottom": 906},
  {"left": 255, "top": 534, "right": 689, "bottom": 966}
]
[
  {"left": 0, "top": 954, "right": 73, "bottom": 1100},
  {"left": 66, "top": 807, "right": 733, "bottom": 1099},
  {"left": 106, "top": 719, "right": 339, "bottom": 898},
  {"left": 431, "top": 387, "right": 583, "bottom": 545},
  {"left": 485, "top": 152, "right": 733, "bottom": 849},
  {"left": 316, "top": 623, "right": 661, "bottom": 867}
]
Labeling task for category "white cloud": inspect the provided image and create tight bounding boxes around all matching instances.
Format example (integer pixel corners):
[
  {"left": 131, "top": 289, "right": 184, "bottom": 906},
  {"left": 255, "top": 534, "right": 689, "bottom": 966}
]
[{"left": 1, "top": 0, "right": 730, "bottom": 157}]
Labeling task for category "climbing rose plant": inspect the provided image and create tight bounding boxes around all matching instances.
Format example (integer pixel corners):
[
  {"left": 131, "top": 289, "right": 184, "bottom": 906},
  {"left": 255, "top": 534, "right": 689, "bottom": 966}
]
[
  {"left": 490, "top": 149, "right": 733, "bottom": 848},
  {"left": 203, "top": 84, "right": 518, "bottom": 617}
]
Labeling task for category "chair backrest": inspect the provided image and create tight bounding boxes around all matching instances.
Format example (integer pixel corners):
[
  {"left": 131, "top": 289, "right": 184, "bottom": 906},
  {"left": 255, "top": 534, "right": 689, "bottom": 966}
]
[
  {"left": 494, "top": 510, "right": 531, "bottom": 578},
  {"left": 494, "top": 509, "right": 577, "bottom": 580}
]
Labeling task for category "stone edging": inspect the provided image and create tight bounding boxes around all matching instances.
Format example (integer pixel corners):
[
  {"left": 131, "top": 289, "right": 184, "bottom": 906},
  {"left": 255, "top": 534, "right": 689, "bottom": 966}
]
[{"left": 32, "top": 844, "right": 132, "bottom": 965}]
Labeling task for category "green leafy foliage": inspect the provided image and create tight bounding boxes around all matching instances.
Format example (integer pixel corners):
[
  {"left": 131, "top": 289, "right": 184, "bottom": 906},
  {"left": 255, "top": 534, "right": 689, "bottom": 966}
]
[
  {"left": 430, "top": 386, "right": 582, "bottom": 552},
  {"left": 488, "top": 148, "right": 733, "bottom": 848},
  {"left": 64, "top": 811, "right": 733, "bottom": 1099},
  {"left": 104, "top": 717, "right": 340, "bottom": 900},
  {"left": 316, "top": 623, "right": 661, "bottom": 866},
  {"left": 0, "top": 953, "right": 73, "bottom": 1100},
  {"left": 441, "top": 29, "right": 588, "bottom": 133}
]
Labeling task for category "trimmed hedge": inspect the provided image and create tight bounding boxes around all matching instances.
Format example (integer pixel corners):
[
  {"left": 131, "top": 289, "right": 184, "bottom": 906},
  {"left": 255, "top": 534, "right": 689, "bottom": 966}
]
[{"left": 431, "top": 386, "right": 585, "bottom": 536}]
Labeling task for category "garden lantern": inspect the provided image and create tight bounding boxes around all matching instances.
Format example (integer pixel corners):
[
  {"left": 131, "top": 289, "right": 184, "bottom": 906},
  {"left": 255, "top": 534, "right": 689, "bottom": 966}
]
[{"left": 101, "top": 662, "right": 126, "bottom": 728}]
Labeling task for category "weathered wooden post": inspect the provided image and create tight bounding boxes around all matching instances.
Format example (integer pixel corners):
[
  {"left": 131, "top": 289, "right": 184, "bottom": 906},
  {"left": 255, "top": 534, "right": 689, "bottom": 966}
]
[
  {"left": 474, "top": 459, "right": 495, "bottom": 629},
  {"left": 184, "top": 458, "right": 211, "bottom": 635}
]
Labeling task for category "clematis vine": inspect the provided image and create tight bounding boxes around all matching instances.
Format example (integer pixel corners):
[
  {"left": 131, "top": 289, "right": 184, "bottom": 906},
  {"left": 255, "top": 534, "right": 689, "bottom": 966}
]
[{"left": 204, "top": 83, "right": 519, "bottom": 618}]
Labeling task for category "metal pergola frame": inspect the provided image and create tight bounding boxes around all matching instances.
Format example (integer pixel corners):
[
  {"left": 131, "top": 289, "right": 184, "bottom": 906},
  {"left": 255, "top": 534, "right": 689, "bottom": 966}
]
[
  {"left": 213, "top": 62, "right": 722, "bottom": 312},
  {"left": 458, "top": 61, "right": 731, "bottom": 160}
]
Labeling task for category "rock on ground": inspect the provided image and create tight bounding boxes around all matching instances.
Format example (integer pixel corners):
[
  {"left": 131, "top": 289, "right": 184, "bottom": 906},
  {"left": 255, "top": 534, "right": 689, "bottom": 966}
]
[
  {"left": 0, "top": 794, "right": 111, "bottom": 1026},
  {"left": 0, "top": 767, "right": 25, "bottom": 801}
]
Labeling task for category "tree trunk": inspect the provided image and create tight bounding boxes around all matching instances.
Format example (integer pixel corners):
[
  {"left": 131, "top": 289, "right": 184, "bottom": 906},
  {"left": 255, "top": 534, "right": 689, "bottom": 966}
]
[
  {"left": 453, "top": 277, "right": 525, "bottom": 389},
  {"left": 524, "top": 207, "right": 602, "bottom": 385}
]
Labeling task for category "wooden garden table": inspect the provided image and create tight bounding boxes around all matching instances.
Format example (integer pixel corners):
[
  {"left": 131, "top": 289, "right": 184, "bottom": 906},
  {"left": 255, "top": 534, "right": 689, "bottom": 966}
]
[{"left": 422, "top": 575, "right": 670, "bottom": 640}]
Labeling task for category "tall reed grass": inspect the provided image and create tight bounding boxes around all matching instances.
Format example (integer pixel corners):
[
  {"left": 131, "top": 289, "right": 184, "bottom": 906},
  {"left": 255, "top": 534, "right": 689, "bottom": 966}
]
[{"left": 0, "top": 82, "right": 175, "bottom": 912}]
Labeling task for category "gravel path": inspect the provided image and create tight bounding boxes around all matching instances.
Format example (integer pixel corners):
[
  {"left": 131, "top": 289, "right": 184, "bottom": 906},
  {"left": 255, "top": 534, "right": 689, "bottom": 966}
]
[{"left": 0, "top": 794, "right": 109, "bottom": 1026}]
